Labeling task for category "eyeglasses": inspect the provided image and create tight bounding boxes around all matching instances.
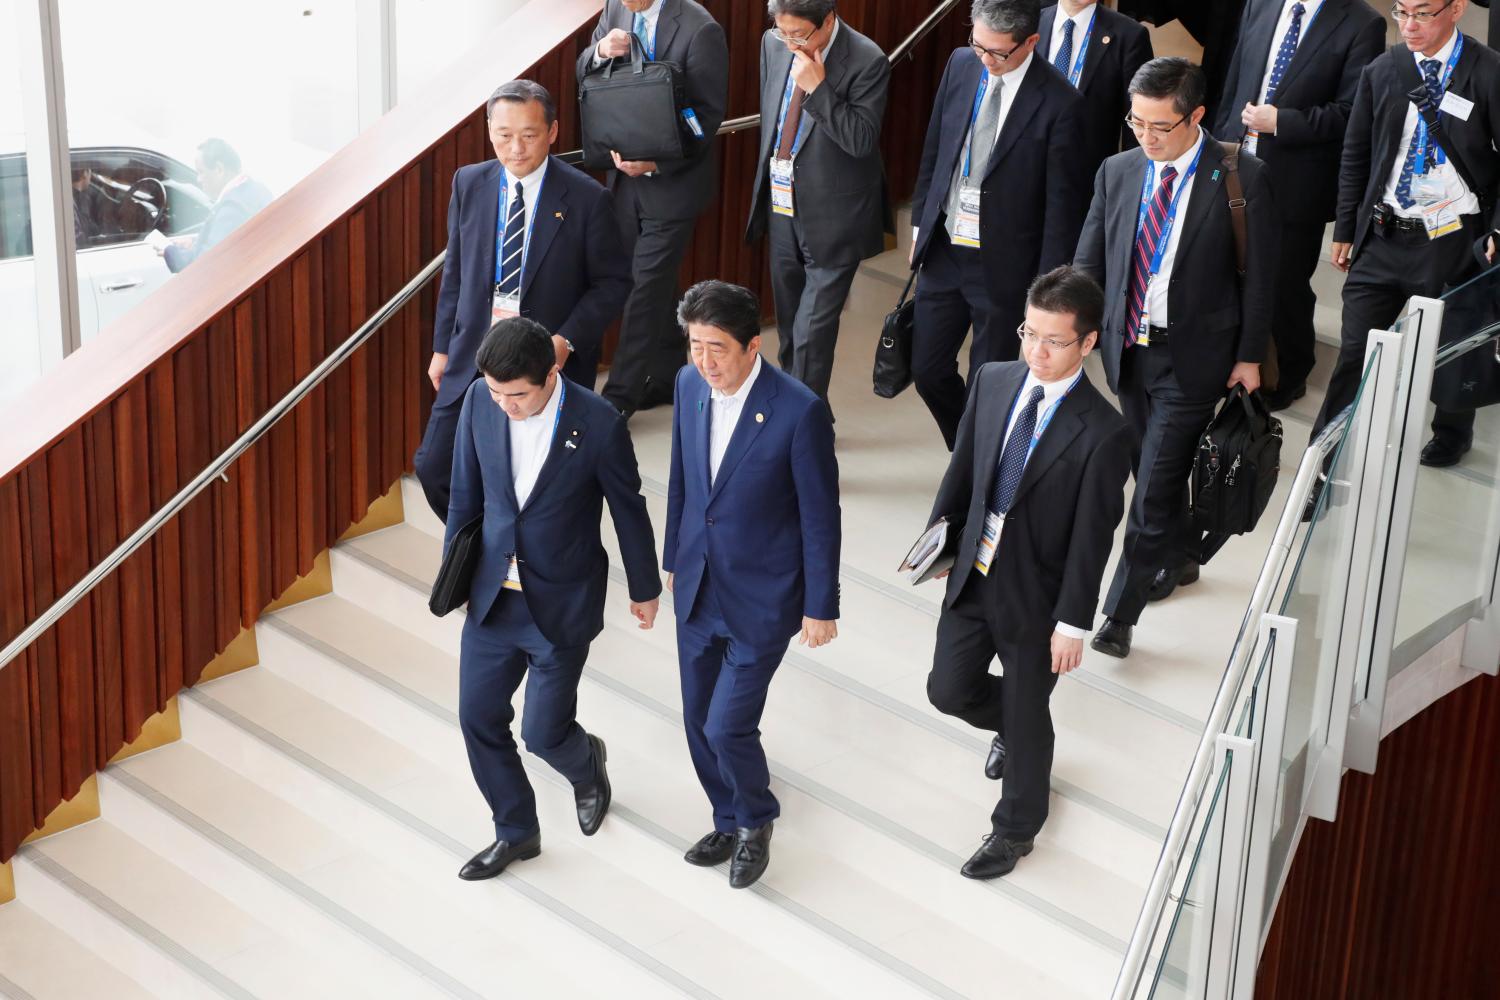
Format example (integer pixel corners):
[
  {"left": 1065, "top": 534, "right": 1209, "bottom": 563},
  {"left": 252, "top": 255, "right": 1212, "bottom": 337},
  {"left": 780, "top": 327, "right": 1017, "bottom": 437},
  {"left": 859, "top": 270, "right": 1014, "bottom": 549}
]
[
  {"left": 1017, "top": 324, "right": 1084, "bottom": 352},
  {"left": 1390, "top": 0, "right": 1454, "bottom": 24},
  {"left": 969, "top": 32, "right": 1026, "bottom": 63},
  {"left": 1123, "top": 112, "right": 1190, "bottom": 136},
  {"left": 770, "top": 25, "right": 819, "bottom": 47}
]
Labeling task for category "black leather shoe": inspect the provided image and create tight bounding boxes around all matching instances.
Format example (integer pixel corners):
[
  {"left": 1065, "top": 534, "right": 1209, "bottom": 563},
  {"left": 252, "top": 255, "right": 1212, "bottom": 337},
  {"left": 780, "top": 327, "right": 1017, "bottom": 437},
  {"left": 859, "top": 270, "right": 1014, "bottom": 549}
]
[
  {"left": 1091, "top": 619, "right": 1133, "bottom": 659},
  {"left": 458, "top": 833, "right": 541, "bottom": 880},
  {"left": 1260, "top": 381, "right": 1307, "bottom": 412},
  {"left": 984, "top": 736, "right": 1007, "bottom": 781},
  {"left": 684, "top": 831, "right": 736, "bottom": 867},
  {"left": 960, "top": 833, "right": 1034, "bottom": 880},
  {"left": 574, "top": 735, "right": 611, "bottom": 837},
  {"left": 729, "top": 823, "right": 773, "bottom": 889},
  {"left": 1146, "top": 561, "right": 1200, "bottom": 602},
  {"left": 1420, "top": 436, "right": 1471, "bottom": 468}
]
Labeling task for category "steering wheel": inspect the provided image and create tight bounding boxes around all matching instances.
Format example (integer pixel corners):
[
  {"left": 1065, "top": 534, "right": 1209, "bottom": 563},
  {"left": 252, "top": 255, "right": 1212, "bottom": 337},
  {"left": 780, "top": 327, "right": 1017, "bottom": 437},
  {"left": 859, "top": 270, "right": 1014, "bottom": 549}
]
[{"left": 122, "top": 176, "right": 168, "bottom": 230}]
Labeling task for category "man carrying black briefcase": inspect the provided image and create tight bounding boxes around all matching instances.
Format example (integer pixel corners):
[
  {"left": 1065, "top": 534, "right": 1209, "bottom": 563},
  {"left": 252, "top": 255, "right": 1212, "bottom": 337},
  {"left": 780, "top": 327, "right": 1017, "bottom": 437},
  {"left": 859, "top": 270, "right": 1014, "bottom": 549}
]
[{"left": 577, "top": 0, "right": 729, "bottom": 420}]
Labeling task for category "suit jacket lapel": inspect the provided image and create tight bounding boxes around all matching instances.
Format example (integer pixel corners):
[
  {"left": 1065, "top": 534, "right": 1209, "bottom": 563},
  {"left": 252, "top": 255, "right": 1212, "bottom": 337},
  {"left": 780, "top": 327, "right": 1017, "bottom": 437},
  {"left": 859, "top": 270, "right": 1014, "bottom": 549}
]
[
  {"left": 1236, "top": 0, "right": 1283, "bottom": 102},
  {"left": 1011, "top": 382, "right": 1091, "bottom": 508},
  {"left": 520, "top": 158, "right": 567, "bottom": 301},
  {"left": 985, "top": 60, "right": 1046, "bottom": 178},
  {"left": 1172, "top": 131, "right": 1223, "bottom": 264},
  {"left": 490, "top": 390, "right": 521, "bottom": 512},
  {"left": 709, "top": 365, "right": 777, "bottom": 502},
  {"left": 974, "top": 365, "right": 1028, "bottom": 496},
  {"left": 764, "top": 44, "right": 796, "bottom": 161},
  {"left": 478, "top": 161, "right": 503, "bottom": 298},
  {"left": 1037, "top": 7, "right": 1057, "bottom": 70},
  {"left": 1278, "top": 0, "right": 1349, "bottom": 94},
  {"left": 521, "top": 380, "right": 588, "bottom": 513},
  {"left": 654, "top": 0, "right": 681, "bottom": 58},
  {"left": 1077, "top": 10, "right": 1109, "bottom": 94},
  {"left": 1114, "top": 152, "right": 1150, "bottom": 289}
]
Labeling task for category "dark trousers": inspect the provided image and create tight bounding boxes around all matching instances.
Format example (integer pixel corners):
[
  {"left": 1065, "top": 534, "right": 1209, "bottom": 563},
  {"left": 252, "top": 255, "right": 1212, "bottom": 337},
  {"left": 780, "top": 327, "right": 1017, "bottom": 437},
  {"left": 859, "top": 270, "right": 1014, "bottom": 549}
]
[
  {"left": 458, "top": 591, "right": 596, "bottom": 843},
  {"left": 1104, "top": 345, "right": 1221, "bottom": 626},
  {"left": 413, "top": 391, "right": 467, "bottom": 521},
  {"left": 1270, "top": 222, "right": 1327, "bottom": 391},
  {"left": 1312, "top": 217, "right": 1483, "bottom": 444},
  {"left": 926, "top": 570, "right": 1059, "bottom": 840},
  {"left": 767, "top": 212, "right": 860, "bottom": 405},
  {"left": 676, "top": 575, "right": 789, "bottom": 833},
  {"left": 600, "top": 181, "right": 696, "bottom": 413},
  {"left": 913, "top": 229, "right": 1022, "bottom": 450}
]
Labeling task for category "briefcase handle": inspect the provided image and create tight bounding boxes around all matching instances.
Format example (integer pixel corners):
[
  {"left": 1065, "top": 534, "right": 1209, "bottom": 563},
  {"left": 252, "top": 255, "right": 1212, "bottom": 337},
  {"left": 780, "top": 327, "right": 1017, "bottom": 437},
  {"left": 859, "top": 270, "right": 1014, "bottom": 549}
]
[{"left": 601, "top": 31, "right": 650, "bottom": 80}]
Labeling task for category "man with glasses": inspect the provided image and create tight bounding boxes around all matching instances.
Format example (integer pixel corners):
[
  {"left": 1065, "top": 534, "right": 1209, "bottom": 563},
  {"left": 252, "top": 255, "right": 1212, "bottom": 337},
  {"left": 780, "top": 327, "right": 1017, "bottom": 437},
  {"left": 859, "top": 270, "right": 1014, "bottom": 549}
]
[
  {"left": 1312, "top": 0, "right": 1500, "bottom": 470},
  {"left": 1213, "top": 0, "right": 1385, "bottom": 411},
  {"left": 745, "top": 0, "right": 891, "bottom": 412},
  {"left": 1075, "top": 58, "right": 1276, "bottom": 659},
  {"left": 923, "top": 266, "right": 1130, "bottom": 879},
  {"left": 909, "top": 0, "right": 1091, "bottom": 450}
]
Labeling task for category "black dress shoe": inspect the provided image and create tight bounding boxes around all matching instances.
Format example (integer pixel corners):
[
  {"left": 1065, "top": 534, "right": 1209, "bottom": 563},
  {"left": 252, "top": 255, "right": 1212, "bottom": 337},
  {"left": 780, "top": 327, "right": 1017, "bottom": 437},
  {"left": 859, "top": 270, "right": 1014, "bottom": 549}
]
[
  {"left": 1420, "top": 436, "right": 1471, "bottom": 468},
  {"left": 729, "top": 823, "right": 773, "bottom": 889},
  {"left": 1146, "top": 561, "right": 1200, "bottom": 602},
  {"left": 574, "top": 735, "right": 611, "bottom": 837},
  {"left": 683, "top": 831, "right": 736, "bottom": 867},
  {"left": 960, "top": 833, "right": 1034, "bottom": 880},
  {"left": 1260, "top": 381, "right": 1307, "bottom": 412},
  {"left": 984, "top": 736, "right": 1007, "bottom": 781},
  {"left": 1091, "top": 619, "right": 1133, "bottom": 659},
  {"left": 458, "top": 833, "right": 541, "bottom": 880}
]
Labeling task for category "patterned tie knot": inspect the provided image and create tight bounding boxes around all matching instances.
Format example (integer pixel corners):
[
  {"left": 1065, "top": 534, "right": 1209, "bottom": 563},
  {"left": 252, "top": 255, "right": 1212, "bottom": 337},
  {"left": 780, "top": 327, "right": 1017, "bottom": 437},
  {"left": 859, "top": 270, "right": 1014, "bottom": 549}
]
[
  {"left": 1025, "top": 386, "right": 1045, "bottom": 408},
  {"left": 1160, "top": 164, "right": 1179, "bottom": 186},
  {"left": 1421, "top": 58, "right": 1441, "bottom": 80},
  {"left": 1291, "top": 1, "right": 1305, "bottom": 16}
]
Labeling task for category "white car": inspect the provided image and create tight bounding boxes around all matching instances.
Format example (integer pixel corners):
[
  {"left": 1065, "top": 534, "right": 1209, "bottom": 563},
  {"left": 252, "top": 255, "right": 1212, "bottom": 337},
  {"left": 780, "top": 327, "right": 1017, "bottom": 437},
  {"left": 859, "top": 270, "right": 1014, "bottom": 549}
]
[{"left": 0, "top": 143, "right": 213, "bottom": 401}]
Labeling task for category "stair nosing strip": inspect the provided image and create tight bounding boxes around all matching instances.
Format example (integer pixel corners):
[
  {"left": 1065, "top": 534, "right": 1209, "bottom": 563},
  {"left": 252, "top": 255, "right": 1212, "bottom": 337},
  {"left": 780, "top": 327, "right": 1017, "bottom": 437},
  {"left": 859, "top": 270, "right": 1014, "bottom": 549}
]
[
  {"left": 181, "top": 687, "right": 710, "bottom": 1000},
  {"left": 105, "top": 765, "right": 483, "bottom": 1000},
  {"left": 0, "top": 970, "right": 40, "bottom": 1000},
  {"left": 19, "top": 848, "right": 254, "bottom": 1000}
]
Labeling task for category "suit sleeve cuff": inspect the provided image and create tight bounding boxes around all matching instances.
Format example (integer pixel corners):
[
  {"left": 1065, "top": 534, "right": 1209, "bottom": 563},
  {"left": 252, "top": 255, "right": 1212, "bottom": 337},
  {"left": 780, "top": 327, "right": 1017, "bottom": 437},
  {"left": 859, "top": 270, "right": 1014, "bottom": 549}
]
[{"left": 1054, "top": 622, "right": 1088, "bottom": 640}]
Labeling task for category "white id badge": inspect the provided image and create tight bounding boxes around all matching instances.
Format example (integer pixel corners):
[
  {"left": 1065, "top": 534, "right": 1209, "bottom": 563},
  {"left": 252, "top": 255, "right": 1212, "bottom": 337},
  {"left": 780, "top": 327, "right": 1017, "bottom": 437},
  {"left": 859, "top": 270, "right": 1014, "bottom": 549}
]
[
  {"left": 951, "top": 186, "right": 983, "bottom": 249},
  {"left": 1136, "top": 284, "right": 1153, "bottom": 347},
  {"left": 974, "top": 512, "right": 1004, "bottom": 576},
  {"left": 1422, "top": 200, "right": 1462, "bottom": 240},
  {"left": 503, "top": 556, "right": 523, "bottom": 592},
  {"left": 770, "top": 157, "right": 795, "bottom": 217},
  {"left": 492, "top": 286, "right": 521, "bottom": 323}
]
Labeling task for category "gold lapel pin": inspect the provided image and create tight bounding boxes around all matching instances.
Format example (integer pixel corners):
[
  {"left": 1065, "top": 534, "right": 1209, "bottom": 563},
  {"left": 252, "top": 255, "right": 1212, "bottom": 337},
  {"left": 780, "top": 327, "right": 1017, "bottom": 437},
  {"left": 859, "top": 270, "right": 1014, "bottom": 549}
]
[
  {"left": 1102, "top": 35, "right": 1112, "bottom": 44},
  {"left": 755, "top": 412, "right": 765, "bottom": 424},
  {"left": 554, "top": 211, "right": 564, "bottom": 219}
]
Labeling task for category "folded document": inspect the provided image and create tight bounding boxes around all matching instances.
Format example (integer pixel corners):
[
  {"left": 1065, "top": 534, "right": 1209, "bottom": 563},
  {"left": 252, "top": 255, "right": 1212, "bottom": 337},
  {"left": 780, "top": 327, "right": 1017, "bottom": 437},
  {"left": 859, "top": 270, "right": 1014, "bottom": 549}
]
[{"left": 898, "top": 517, "right": 957, "bottom": 586}]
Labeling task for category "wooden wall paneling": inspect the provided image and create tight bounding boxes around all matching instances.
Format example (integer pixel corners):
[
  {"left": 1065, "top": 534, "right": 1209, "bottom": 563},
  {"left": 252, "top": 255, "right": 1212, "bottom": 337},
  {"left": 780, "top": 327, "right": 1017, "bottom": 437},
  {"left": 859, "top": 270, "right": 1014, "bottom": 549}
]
[
  {"left": 144, "top": 359, "right": 186, "bottom": 702},
  {"left": 110, "top": 385, "right": 158, "bottom": 734},
  {"left": 0, "top": 476, "right": 35, "bottom": 853},
  {"left": 323, "top": 220, "right": 355, "bottom": 533},
  {"left": 204, "top": 315, "right": 244, "bottom": 658},
  {"left": 264, "top": 267, "right": 301, "bottom": 585},
  {"left": 80, "top": 407, "right": 123, "bottom": 760},
  {"left": 376, "top": 180, "right": 407, "bottom": 497},
  {"left": 171, "top": 338, "right": 216, "bottom": 689},
  {"left": 231, "top": 294, "right": 268, "bottom": 619},
  {"left": 347, "top": 207, "right": 374, "bottom": 524},
  {"left": 290, "top": 250, "right": 320, "bottom": 566},
  {"left": 19, "top": 464, "right": 61, "bottom": 824},
  {"left": 402, "top": 164, "right": 427, "bottom": 467},
  {"left": 44, "top": 432, "right": 96, "bottom": 796}
]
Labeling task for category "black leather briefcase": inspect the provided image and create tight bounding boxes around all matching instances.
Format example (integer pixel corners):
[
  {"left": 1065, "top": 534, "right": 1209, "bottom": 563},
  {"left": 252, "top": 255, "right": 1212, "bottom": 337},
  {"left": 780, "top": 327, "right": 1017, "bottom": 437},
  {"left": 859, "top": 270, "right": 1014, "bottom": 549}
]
[
  {"left": 873, "top": 270, "right": 917, "bottom": 398},
  {"left": 429, "top": 516, "right": 482, "bottom": 617},
  {"left": 579, "top": 34, "right": 687, "bottom": 170},
  {"left": 1190, "top": 386, "right": 1283, "bottom": 563}
]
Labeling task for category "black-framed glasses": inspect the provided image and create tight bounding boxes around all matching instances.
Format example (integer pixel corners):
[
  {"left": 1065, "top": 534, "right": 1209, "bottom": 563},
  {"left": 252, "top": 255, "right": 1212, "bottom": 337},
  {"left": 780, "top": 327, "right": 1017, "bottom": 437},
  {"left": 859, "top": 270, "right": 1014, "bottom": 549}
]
[
  {"left": 1390, "top": 0, "right": 1455, "bottom": 24},
  {"left": 1123, "top": 112, "right": 1190, "bottom": 137},
  {"left": 969, "top": 32, "right": 1025, "bottom": 63},
  {"left": 1016, "top": 324, "right": 1084, "bottom": 352}
]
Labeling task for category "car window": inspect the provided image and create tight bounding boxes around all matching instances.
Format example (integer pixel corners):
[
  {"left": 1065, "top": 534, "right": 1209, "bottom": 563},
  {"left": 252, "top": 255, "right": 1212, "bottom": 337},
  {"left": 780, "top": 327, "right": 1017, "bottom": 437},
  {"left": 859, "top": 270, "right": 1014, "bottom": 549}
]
[
  {"left": 0, "top": 155, "right": 32, "bottom": 261},
  {"left": 71, "top": 149, "right": 211, "bottom": 249}
]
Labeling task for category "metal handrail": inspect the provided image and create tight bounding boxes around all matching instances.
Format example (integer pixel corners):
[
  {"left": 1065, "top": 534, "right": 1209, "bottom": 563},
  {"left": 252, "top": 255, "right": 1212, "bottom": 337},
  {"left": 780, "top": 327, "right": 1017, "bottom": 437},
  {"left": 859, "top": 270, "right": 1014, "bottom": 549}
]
[
  {"left": 1109, "top": 412, "right": 1357, "bottom": 999},
  {"left": 0, "top": 0, "right": 963, "bottom": 672}
]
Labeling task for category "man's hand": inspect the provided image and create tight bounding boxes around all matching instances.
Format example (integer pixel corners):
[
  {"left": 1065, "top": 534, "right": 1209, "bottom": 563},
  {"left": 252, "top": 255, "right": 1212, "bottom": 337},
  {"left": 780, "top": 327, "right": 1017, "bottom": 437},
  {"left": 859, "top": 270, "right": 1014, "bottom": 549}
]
[
  {"left": 1487, "top": 234, "right": 1497, "bottom": 264},
  {"left": 1331, "top": 241, "right": 1353, "bottom": 273},
  {"left": 630, "top": 597, "right": 660, "bottom": 630},
  {"left": 596, "top": 28, "right": 632, "bottom": 60},
  {"left": 799, "top": 617, "right": 837, "bottom": 649},
  {"left": 1241, "top": 102, "right": 1278, "bottom": 135},
  {"left": 790, "top": 45, "right": 827, "bottom": 94},
  {"left": 428, "top": 352, "right": 448, "bottom": 391},
  {"left": 1228, "top": 361, "right": 1262, "bottom": 393},
  {"left": 611, "top": 151, "right": 659, "bottom": 178},
  {"left": 1051, "top": 631, "right": 1084, "bottom": 675},
  {"left": 552, "top": 335, "right": 572, "bottom": 370},
  {"left": 666, "top": 572, "right": 674, "bottom": 593}
]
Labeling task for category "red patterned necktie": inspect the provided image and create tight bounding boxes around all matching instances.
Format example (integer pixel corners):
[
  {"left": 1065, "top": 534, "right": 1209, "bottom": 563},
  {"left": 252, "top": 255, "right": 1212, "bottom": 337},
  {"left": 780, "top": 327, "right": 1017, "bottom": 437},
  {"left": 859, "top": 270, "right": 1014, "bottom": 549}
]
[{"left": 1125, "top": 164, "right": 1179, "bottom": 346}]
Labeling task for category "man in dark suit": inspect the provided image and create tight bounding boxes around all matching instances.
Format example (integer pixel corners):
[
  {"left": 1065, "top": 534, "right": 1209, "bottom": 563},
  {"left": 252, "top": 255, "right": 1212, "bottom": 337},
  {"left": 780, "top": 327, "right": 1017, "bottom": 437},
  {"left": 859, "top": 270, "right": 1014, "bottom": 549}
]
[
  {"left": 1040, "top": 1, "right": 1155, "bottom": 181},
  {"left": 162, "top": 139, "right": 273, "bottom": 272},
  {"left": 1313, "top": 0, "right": 1500, "bottom": 471},
  {"left": 444, "top": 317, "right": 662, "bottom": 881},
  {"left": 1075, "top": 58, "right": 1276, "bottom": 658},
  {"left": 925, "top": 266, "right": 1131, "bottom": 879},
  {"left": 1214, "top": 0, "right": 1385, "bottom": 410},
  {"left": 663, "top": 280, "right": 841, "bottom": 889},
  {"left": 578, "top": 0, "right": 730, "bottom": 418},
  {"left": 909, "top": 0, "right": 1091, "bottom": 451},
  {"left": 415, "top": 80, "right": 634, "bottom": 520},
  {"left": 745, "top": 0, "right": 891, "bottom": 408}
]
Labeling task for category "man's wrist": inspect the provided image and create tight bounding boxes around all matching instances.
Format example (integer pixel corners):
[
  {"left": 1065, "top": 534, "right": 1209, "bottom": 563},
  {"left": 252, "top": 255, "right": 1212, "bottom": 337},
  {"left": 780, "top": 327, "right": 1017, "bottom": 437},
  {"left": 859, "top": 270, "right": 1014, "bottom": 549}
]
[{"left": 1054, "top": 622, "right": 1087, "bottom": 640}]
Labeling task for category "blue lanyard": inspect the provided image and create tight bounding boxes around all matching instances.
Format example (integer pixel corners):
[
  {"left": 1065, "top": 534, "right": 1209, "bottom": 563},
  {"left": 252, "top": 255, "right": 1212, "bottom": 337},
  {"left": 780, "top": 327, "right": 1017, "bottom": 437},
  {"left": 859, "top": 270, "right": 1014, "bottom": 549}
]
[
  {"left": 1135, "top": 140, "right": 1206, "bottom": 279},
  {"left": 494, "top": 170, "right": 545, "bottom": 288},
  {"left": 962, "top": 74, "right": 993, "bottom": 179},
  {"left": 1063, "top": 11, "right": 1096, "bottom": 88},
  {"left": 774, "top": 70, "right": 814, "bottom": 158},
  {"left": 549, "top": 378, "right": 567, "bottom": 441},
  {"left": 1413, "top": 34, "right": 1465, "bottom": 175}
]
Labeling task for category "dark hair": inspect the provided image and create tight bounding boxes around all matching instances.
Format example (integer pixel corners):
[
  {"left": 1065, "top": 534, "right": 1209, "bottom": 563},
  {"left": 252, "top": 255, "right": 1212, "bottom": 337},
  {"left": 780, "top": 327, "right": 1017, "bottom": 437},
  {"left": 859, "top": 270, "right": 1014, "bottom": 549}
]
[
  {"left": 767, "top": 0, "right": 836, "bottom": 25},
  {"left": 677, "top": 280, "right": 761, "bottom": 348},
  {"left": 476, "top": 317, "right": 556, "bottom": 385},
  {"left": 486, "top": 80, "right": 557, "bottom": 126},
  {"left": 197, "top": 137, "right": 242, "bottom": 175},
  {"left": 1027, "top": 266, "right": 1103, "bottom": 339},
  {"left": 1128, "top": 57, "right": 1207, "bottom": 118},
  {"left": 970, "top": 0, "right": 1040, "bottom": 40}
]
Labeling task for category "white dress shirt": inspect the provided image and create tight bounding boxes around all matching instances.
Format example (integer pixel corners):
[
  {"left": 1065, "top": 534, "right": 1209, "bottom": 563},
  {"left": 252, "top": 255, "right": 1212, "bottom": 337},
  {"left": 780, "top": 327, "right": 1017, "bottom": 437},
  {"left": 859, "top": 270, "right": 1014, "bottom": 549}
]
[
  {"left": 1244, "top": 0, "right": 1323, "bottom": 154},
  {"left": 1047, "top": 3, "right": 1097, "bottom": 70},
  {"left": 501, "top": 158, "right": 549, "bottom": 281},
  {"left": 504, "top": 376, "right": 564, "bottom": 586},
  {"left": 1144, "top": 129, "right": 1207, "bottom": 329},
  {"left": 594, "top": 0, "right": 664, "bottom": 64},
  {"left": 709, "top": 355, "right": 763, "bottom": 485},
  {"left": 998, "top": 366, "right": 1088, "bottom": 637},
  {"left": 1381, "top": 31, "right": 1480, "bottom": 220}
]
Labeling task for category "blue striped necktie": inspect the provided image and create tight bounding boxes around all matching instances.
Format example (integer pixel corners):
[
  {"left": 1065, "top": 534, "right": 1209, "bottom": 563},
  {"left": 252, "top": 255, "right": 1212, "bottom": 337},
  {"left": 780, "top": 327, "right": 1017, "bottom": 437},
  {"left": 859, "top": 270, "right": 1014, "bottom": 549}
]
[
  {"left": 1126, "top": 165, "right": 1178, "bottom": 345},
  {"left": 497, "top": 181, "right": 526, "bottom": 296}
]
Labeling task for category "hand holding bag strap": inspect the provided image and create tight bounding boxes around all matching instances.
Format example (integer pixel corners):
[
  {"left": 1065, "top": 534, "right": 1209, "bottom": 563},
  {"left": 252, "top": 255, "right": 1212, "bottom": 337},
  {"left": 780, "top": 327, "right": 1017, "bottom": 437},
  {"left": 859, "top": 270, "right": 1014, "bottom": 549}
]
[
  {"left": 1218, "top": 141, "right": 1249, "bottom": 280},
  {"left": 600, "top": 30, "right": 649, "bottom": 80}
]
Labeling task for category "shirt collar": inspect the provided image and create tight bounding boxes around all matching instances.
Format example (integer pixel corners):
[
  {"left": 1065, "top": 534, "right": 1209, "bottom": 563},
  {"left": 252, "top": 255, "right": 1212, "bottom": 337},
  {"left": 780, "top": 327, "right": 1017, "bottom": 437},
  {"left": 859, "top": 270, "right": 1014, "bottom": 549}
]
[
  {"left": 521, "top": 375, "right": 563, "bottom": 428},
  {"left": 1165, "top": 128, "right": 1207, "bottom": 179},
  {"left": 990, "top": 50, "right": 1033, "bottom": 87},
  {"left": 1058, "top": 3, "right": 1097, "bottom": 28},
  {"left": 1415, "top": 29, "right": 1459, "bottom": 69},
  {"left": 712, "top": 354, "right": 763, "bottom": 404},
  {"left": 1021, "top": 366, "right": 1084, "bottom": 414},
  {"left": 505, "top": 157, "right": 549, "bottom": 197},
  {"left": 634, "top": 1, "right": 664, "bottom": 26}
]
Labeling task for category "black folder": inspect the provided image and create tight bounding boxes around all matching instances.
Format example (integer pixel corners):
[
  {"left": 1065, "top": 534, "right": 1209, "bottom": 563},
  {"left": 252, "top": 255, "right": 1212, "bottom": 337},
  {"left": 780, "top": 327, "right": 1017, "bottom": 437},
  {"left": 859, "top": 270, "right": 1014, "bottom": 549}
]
[{"left": 429, "top": 516, "right": 482, "bottom": 617}]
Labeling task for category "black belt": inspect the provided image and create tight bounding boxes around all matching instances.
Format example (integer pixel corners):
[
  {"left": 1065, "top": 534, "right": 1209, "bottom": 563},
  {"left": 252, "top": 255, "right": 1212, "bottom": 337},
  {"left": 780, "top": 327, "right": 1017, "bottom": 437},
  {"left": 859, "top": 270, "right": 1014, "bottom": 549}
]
[
  {"left": 1146, "top": 326, "right": 1169, "bottom": 345},
  {"left": 1373, "top": 204, "right": 1427, "bottom": 236}
]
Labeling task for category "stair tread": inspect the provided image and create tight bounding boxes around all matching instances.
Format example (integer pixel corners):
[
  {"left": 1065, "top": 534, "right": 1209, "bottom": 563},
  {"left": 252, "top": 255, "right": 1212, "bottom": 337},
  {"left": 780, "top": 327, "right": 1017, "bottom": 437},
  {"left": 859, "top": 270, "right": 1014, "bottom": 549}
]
[{"left": 0, "top": 902, "right": 156, "bottom": 1000}]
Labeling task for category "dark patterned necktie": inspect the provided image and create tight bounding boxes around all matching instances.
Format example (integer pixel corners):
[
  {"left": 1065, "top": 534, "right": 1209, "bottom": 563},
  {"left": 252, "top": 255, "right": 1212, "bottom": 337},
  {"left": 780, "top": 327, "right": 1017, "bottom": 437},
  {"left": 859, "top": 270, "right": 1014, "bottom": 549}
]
[
  {"left": 497, "top": 181, "right": 525, "bottom": 296},
  {"left": 989, "top": 386, "right": 1046, "bottom": 515},
  {"left": 1125, "top": 165, "right": 1178, "bottom": 345}
]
